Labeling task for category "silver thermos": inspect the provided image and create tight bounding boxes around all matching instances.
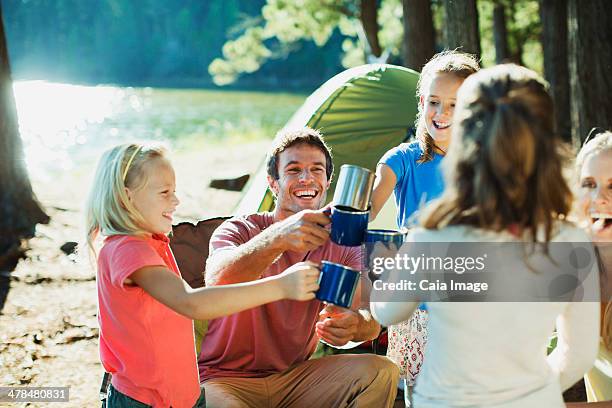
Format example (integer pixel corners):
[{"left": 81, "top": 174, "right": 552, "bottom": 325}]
[{"left": 332, "top": 164, "right": 375, "bottom": 211}]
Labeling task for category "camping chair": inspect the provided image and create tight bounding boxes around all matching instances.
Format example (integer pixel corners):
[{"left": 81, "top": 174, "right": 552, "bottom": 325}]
[
  {"left": 170, "top": 216, "right": 231, "bottom": 290},
  {"left": 170, "top": 216, "right": 232, "bottom": 356}
]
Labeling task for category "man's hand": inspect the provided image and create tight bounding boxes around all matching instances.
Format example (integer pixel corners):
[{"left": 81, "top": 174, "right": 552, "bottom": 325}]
[
  {"left": 272, "top": 208, "right": 331, "bottom": 252},
  {"left": 315, "top": 304, "right": 360, "bottom": 346}
]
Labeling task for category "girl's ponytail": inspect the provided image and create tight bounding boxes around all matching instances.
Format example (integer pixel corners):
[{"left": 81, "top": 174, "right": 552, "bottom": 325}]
[{"left": 417, "top": 132, "right": 436, "bottom": 164}]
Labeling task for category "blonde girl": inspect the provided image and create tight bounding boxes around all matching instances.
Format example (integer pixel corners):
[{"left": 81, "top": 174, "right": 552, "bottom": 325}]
[{"left": 87, "top": 143, "right": 319, "bottom": 408}]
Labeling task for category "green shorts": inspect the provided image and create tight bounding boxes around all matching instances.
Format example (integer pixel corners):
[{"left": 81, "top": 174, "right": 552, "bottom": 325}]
[{"left": 104, "top": 384, "right": 205, "bottom": 408}]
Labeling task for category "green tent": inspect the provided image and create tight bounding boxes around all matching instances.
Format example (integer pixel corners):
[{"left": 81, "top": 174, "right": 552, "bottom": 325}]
[{"left": 236, "top": 63, "right": 420, "bottom": 229}]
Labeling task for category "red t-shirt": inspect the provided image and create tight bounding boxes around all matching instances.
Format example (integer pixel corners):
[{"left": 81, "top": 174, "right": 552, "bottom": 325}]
[
  {"left": 198, "top": 213, "right": 362, "bottom": 382},
  {"left": 97, "top": 234, "right": 200, "bottom": 408}
]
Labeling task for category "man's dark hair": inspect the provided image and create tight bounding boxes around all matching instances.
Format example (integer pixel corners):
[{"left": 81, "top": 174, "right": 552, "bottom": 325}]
[{"left": 266, "top": 127, "right": 334, "bottom": 181}]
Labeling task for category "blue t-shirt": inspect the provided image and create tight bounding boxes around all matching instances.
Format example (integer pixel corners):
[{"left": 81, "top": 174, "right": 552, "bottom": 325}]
[{"left": 379, "top": 141, "right": 445, "bottom": 229}]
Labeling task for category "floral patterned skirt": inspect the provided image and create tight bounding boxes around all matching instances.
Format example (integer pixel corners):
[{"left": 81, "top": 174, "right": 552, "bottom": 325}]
[{"left": 386, "top": 309, "right": 429, "bottom": 386}]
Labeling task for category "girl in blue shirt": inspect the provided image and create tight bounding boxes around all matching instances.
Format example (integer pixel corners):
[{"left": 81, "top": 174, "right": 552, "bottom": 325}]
[
  {"left": 369, "top": 51, "right": 479, "bottom": 405},
  {"left": 371, "top": 51, "right": 480, "bottom": 228}
]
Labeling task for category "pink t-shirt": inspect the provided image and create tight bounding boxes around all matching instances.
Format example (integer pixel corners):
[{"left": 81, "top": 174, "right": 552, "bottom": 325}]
[
  {"left": 198, "top": 212, "right": 362, "bottom": 382},
  {"left": 97, "top": 234, "right": 200, "bottom": 408}
]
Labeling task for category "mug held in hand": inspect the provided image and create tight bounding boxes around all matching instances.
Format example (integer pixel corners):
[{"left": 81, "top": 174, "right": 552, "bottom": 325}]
[{"left": 315, "top": 260, "right": 360, "bottom": 308}]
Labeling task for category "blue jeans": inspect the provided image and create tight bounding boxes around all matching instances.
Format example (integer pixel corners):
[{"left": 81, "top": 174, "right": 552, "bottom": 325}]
[{"left": 104, "top": 384, "right": 205, "bottom": 408}]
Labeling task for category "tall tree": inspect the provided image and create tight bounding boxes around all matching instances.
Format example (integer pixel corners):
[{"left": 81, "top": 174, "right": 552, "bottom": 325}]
[
  {"left": 360, "top": 0, "right": 382, "bottom": 57},
  {"left": 402, "top": 0, "right": 435, "bottom": 71},
  {"left": 567, "top": 0, "right": 612, "bottom": 145},
  {"left": 539, "top": 0, "right": 571, "bottom": 142},
  {"left": 442, "top": 0, "right": 481, "bottom": 57},
  {"left": 492, "top": 0, "right": 510, "bottom": 63},
  {"left": 0, "top": 4, "right": 49, "bottom": 275}
]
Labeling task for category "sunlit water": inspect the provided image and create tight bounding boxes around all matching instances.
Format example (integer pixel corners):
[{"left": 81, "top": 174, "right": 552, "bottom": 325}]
[{"left": 13, "top": 81, "right": 305, "bottom": 181}]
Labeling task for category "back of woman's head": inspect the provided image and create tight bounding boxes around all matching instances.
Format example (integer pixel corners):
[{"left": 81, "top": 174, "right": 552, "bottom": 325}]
[
  {"left": 423, "top": 64, "right": 572, "bottom": 242},
  {"left": 85, "top": 143, "right": 167, "bottom": 256},
  {"left": 416, "top": 50, "right": 480, "bottom": 163}
]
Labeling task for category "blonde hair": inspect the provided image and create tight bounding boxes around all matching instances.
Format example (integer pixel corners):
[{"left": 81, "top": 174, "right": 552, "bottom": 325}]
[
  {"left": 575, "top": 131, "right": 612, "bottom": 350},
  {"left": 422, "top": 64, "right": 572, "bottom": 244},
  {"left": 576, "top": 130, "right": 612, "bottom": 174},
  {"left": 416, "top": 50, "right": 480, "bottom": 163},
  {"left": 85, "top": 142, "right": 168, "bottom": 257}
]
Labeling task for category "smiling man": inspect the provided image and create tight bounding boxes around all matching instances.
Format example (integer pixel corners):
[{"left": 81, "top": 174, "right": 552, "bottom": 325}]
[{"left": 199, "top": 127, "right": 399, "bottom": 407}]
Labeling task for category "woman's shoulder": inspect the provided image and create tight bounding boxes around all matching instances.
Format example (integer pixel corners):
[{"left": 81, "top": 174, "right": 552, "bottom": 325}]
[
  {"left": 407, "top": 221, "right": 591, "bottom": 243},
  {"left": 406, "top": 225, "right": 491, "bottom": 242},
  {"left": 550, "top": 220, "right": 591, "bottom": 242}
]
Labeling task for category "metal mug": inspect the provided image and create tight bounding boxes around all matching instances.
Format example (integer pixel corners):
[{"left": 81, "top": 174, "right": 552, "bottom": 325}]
[
  {"left": 365, "top": 229, "right": 404, "bottom": 282},
  {"left": 330, "top": 205, "right": 369, "bottom": 247},
  {"left": 316, "top": 261, "right": 360, "bottom": 308},
  {"left": 332, "top": 164, "right": 375, "bottom": 211},
  {"left": 365, "top": 229, "right": 404, "bottom": 248}
]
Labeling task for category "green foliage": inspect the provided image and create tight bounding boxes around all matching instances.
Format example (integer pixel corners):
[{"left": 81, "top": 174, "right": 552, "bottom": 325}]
[
  {"left": 209, "top": 0, "right": 351, "bottom": 85},
  {"left": 477, "top": 0, "right": 542, "bottom": 71},
  {"left": 2, "top": 0, "right": 546, "bottom": 87},
  {"left": 211, "top": 27, "right": 272, "bottom": 85},
  {"left": 378, "top": 0, "right": 403, "bottom": 57},
  {"left": 209, "top": 0, "right": 406, "bottom": 85},
  {"left": 262, "top": 0, "right": 348, "bottom": 45},
  {"left": 547, "top": 331, "right": 558, "bottom": 355},
  {"left": 510, "top": 0, "right": 542, "bottom": 72}
]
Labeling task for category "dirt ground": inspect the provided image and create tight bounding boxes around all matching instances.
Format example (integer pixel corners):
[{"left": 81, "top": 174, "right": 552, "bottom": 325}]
[{"left": 0, "top": 141, "right": 268, "bottom": 407}]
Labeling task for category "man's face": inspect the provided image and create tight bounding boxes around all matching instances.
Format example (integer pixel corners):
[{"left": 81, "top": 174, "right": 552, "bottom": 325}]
[{"left": 268, "top": 143, "right": 331, "bottom": 216}]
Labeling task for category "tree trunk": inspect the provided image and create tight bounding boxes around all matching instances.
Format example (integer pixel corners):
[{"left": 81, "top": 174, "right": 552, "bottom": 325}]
[
  {"left": 402, "top": 0, "right": 435, "bottom": 71},
  {"left": 493, "top": 1, "right": 510, "bottom": 63},
  {"left": 506, "top": 1, "right": 524, "bottom": 65},
  {"left": 568, "top": 0, "right": 612, "bottom": 145},
  {"left": 0, "top": 4, "right": 49, "bottom": 274},
  {"left": 441, "top": 0, "right": 481, "bottom": 57},
  {"left": 359, "top": 0, "right": 382, "bottom": 58},
  {"left": 539, "top": 0, "right": 571, "bottom": 143}
]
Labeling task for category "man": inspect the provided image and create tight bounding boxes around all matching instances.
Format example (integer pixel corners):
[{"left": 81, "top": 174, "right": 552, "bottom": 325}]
[{"left": 199, "top": 127, "right": 399, "bottom": 407}]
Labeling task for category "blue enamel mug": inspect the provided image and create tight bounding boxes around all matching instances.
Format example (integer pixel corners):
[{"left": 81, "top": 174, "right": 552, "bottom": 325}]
[
  {"left": 330, "top": 205, "right": 369, "bottom": 247},
  {"left": 365, "top": 229, "right": 404, "bottom": 248},
  {"left": 316, "top": 261, "right": 360, "bottom": 308},
  {"left": 365, "top": 229, "right": 404, "bottom": 282}
]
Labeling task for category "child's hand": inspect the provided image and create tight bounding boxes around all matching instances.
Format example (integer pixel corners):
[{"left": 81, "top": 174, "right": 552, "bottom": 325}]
[{"left": 278, "top": 261, "right": 320, "bottom": 301}]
